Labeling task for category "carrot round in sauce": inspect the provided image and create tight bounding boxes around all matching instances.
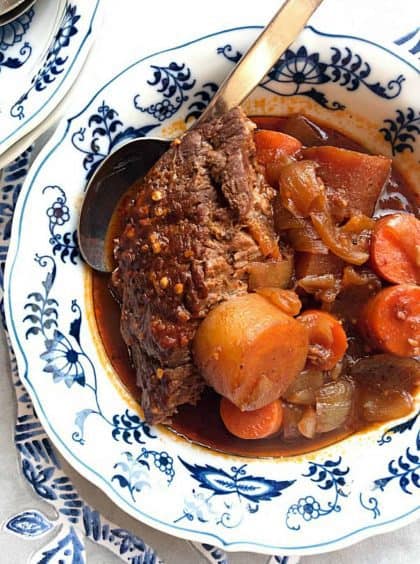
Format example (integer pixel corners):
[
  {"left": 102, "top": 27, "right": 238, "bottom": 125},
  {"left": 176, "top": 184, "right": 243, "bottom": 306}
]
[
  {"left": 220, "top": 398, "right": 283, "bottom": 440},
  {"left": 360, "top": 284, "right": 420, "bottom": 357},
  {"left": 298, "top": 310, "right": 348, "bottom": 370},
  {"left": 254, "top": 130, "right": 302, "bottom": 163},
  {"left": 370, "top": 213, "right": 420, "bottom": 284}
]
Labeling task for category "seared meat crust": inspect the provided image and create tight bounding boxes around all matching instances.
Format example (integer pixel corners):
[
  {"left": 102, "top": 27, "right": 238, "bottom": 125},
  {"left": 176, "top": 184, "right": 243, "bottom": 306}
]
[{"left": 113, "top": 108, "right": 279, "bottom": 423}]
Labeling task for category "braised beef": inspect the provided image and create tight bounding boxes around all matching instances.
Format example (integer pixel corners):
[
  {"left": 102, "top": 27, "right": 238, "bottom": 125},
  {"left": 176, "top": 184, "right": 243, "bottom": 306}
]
[{"left": 113, "top": 108, "right": 279, "bottom": 423}]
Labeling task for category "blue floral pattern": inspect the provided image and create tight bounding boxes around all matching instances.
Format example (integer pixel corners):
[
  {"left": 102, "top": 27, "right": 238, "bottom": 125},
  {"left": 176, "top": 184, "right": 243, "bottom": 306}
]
[
  {"left": 9, "top": 400, "right": 165, "bottom": 563},
  {"left": 359, "top": 420, "right": 420, "bottom": 521},
  {"left": 286, "top": 458, "right": 350, "bottom": 530},
  {"left": 374, "top": 431, "right": 420, "bottom": 495},
  {"left": 111, "top": 410, "right": 156, "bottom": 444},
  {"left": 0, "top": 8, "right": 34, "bottom": 51},
  {"left": 394, "top": 28, "right": 420, "bottom": 57},
  {"left": 22, "top": 251, "right": 165, "bottom": 454},
  {"left": 42, "top": 328, "right": 86, "bottom": 387},
  {"left": 52, "top": 4, "right": 79, "bottom": 50},
  {"left": 0, "top": 148, "right": 165, "bottom": 564},
  {"left": 193, "top": 543, "right": 229, "bottom": 564},
  {"left": 0, "top": 8, "right": 33, "bottom": 72},
  {"left": 134, "top": 62, "right": 196, "bottom": 120},
  {"left": 378, "top": 409, "right": 420, "bottom": 446},
  {"left": 4, "top": 23, "right": 420, "bottom": 556},
  {"left": 380, "top": 107, "right": 420, "bottom": 156},
  {"left": 113, "top": 449, "right": 175, "bottom": 501},
  {"left": 0, "top": 43, "right": 32, "bottom": 72},
  {"left": 37, "top": 527, "right": 85, "bottom": 563},
  {"left": 218, "top": 43, "right": 405, "bottom": 110},
  {"left": 175, "top": 461, "right": 294, "bottom": 528},
  {"left": 5, "top": 510, "right": 53, "bottom": 538},
  {"left": 43, "top": 185, "right": 79, "bottom": 264},
  {"left": 359, "top": 493, "right": 380, "bottom": 519},
  {"left": 1, "top": 0, "right": 100, "bottom": 166},
  {"left": 71, "top": 101, "right": 158, "bottom": 179},
  {"left": 10, "top": 4, "right": 80, "bottom": 120},
  {"left": 185, "top": 81, "right": 218, "bottom": 122},
  {"left": 0, "top": 148, "right": 33, "bottom": 326}
]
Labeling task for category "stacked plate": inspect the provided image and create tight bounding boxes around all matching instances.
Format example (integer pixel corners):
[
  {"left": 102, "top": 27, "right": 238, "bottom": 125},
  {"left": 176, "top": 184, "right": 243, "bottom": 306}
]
[{"left": 0, "top": 0, "right": 100, "bottom": 168}]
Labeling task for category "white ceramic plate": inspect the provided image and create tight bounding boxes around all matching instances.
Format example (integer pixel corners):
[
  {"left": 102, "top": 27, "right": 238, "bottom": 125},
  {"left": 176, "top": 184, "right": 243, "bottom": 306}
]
[
  {"left": 0, "top": 0, "right": 101, "bottom": 161},
  {"left": 4, "top": 25, "right": 420, "bottom": 555}
]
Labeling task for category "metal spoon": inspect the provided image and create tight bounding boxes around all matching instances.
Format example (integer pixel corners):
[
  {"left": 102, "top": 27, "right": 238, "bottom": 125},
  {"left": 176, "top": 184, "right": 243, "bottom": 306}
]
[
  {"left": 0, "top": 0, "right": 36, "bottom": 25},
  {"left": 78, "top": 0, "right": 323, "bottom": 272}
]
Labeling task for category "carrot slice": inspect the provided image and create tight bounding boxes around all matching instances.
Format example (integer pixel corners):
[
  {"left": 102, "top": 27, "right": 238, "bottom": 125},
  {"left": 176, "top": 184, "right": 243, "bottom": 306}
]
[
  {"left": 298, "top": 310, "right": 348, "bottom": 370},
  {"left": 371, "top": 213, "right": 420, "bottom": 284},
  {"left": 254, "top": 130, "right": 302, "bottom": 164},
  {"left": 220, "top": 397, "right": 283, "bottom": 440},
  {"left": 254, "top": 129, "right": 302, "bottom": 187},
  {"left": 360, "top": 284, "right": 420, "bottom": 357}
]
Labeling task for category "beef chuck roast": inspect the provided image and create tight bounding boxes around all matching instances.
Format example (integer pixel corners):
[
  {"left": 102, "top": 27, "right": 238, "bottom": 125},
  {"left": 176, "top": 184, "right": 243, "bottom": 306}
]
[{"left": 112, "top": 108, "right": 280, "bottom": 423}]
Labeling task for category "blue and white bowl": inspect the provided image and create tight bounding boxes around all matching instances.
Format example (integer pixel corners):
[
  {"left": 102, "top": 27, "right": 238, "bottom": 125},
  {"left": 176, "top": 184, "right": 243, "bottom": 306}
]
[
  {"left": 0, "top": 0, "right": 101, "bottom": 165},
  {"left": 4, "top": 24, "right": 420, "bottom": 555}
]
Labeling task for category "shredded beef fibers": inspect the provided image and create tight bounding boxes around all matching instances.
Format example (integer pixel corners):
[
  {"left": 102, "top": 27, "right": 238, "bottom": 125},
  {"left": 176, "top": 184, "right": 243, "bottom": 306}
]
[{"left": 112, "top": 108, "right": 279, "bottom": 423}]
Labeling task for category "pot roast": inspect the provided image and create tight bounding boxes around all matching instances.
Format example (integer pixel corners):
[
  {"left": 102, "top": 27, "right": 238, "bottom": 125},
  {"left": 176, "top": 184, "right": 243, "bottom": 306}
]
[{"left": 112, "top": 108, "right": 280, "bottom": 423}]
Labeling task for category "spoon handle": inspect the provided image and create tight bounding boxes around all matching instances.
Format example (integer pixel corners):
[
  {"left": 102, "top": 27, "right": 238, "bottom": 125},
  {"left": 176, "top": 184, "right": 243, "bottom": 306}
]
[{"left": 197, "top": 0, "right": 323, "bottom": 125}]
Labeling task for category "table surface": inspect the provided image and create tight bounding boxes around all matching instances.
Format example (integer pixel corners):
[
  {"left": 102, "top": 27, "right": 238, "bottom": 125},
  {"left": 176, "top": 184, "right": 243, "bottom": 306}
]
[{"left": 0, "top": 0, "right": 419, "bottom": 562}]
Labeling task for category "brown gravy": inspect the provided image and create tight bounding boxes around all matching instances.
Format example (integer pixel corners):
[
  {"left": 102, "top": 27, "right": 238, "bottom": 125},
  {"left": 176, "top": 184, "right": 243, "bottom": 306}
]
[{"left": 91, "top": 115, "right": 417, "bottom": 457}]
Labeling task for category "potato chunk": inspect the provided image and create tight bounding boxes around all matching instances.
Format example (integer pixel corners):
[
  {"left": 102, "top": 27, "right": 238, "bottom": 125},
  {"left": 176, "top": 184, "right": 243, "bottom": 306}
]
[{"left": 193, "top": 293, "right": 309, "bottom": 410}]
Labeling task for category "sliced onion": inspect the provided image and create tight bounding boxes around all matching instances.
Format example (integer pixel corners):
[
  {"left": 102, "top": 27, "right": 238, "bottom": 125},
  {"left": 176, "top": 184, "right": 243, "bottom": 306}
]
[
  {"left": 316, "top": 379, "right": 354, "bottom": 433},
  {"left": 297, "top": 274, "right": 341, "bottom": 303},
  {"left": 284, "top": 369, "right": 324, "bottom": 405},
  {"left": 298, "top": 406, "right": 317, "bottom": 438},
  {"left": 265, "top": 157, "right": 295, "bottom": 188},
  {"left": 341, "top": 214, "right": 376, "bottom": 233},
  {"left": 276, "top": 157, "right": 373, "bottom": 266},
  {"left": 256, "top": 288, "right": 302, "bottom": 316},
  {"left": 341, "top": 266, "right": 381, "bottom": 290},
  {"left": 275, "top": 205, "right": 307, "bottom": 231},
  {"left": 282, "top": 403, "right": 304, "bottom": 439},
  {"left": 279, "top": 160, "right": 327, "bottom": 218},
  {"left": 247, "top": 258, "right": 293, "bottom": 290},
  {"left": 360, "top": 389, "right": 414, "bottom": 422},
  {"left": 288, "top": 225, "right": 329, "bottom": 254},
  {"left": 298, "top": 274, "right": 338, "bottom": 291},
  {"left": 311, "top": 212, "right": 370, "bottom": 265}
]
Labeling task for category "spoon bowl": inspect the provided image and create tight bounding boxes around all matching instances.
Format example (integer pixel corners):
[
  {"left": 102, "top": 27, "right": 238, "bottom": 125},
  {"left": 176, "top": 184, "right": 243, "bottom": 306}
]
[
  {"left": 0, "top": 0, "right": 36, "bottom": 25},
  {"left": 78, "top": 0, "right": 323, "bottom": 272},
  {"left": 78, "top": 138, "right": 169, "bottom": 272}
]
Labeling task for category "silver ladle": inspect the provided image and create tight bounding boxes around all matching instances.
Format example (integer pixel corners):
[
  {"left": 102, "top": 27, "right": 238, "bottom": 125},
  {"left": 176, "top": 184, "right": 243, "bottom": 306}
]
[{"left": 78, "top": 0, "right": 323, "bottom": 272}]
